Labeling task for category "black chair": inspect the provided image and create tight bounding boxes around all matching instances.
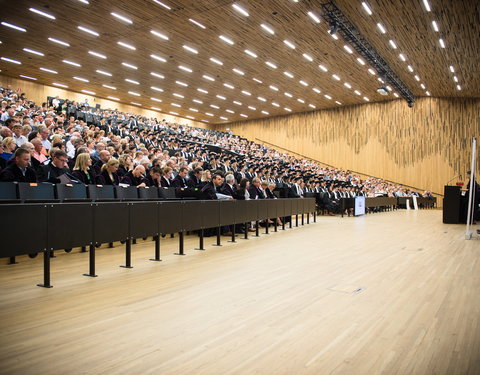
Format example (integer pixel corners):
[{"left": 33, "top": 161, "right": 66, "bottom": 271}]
[
  {"left": 114, "top": 185, "right": 140, "bottom": 201},
  {"left": 87, "top": 184, "right": 116, "bottom": 201},
  {"left": 158, "top": 187, "right": 179, "bottom": 200},
  {"left": 177, "top": 188, "right": 197, "bottom": 200},
  {"left": 138, "top": 186, "right": 160, "bottom": 200},
  {"left": 56, "top": 183, "right": 90, "bottom": 202},
  {"left": 0, "top": 182, "right": 20, "bottom": 203},
  {"left": 18, "top": 182, "right": 58, "bottom": 203}
]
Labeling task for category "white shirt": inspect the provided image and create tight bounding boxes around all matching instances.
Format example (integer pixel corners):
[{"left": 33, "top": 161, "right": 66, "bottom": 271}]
[{"left": 14, "top": 134, "right": 27, "bottom": 147}]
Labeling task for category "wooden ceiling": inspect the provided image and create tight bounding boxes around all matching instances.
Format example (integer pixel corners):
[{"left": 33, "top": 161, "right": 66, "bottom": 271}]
[{"left": 0, "top": 0, "right": 478, "bottom": 124}]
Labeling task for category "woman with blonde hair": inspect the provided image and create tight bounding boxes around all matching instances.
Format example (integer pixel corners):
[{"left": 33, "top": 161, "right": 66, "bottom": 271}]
[
  {"left": 1, "top": 137, "right": 16, "bottom": 161},
  {"left": 117, "top": 153, "right": 133, "bottom": 178},
  {"left": 72, "top": 153, "right": 95, "bottom": 184},
  {"left": 96, "top": 158, "right": 120, "bottom": 185}
]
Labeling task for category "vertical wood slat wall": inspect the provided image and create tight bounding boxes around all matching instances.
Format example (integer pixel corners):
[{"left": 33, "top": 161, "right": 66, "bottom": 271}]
[
  {"left": 216, "top": 98, "right": 480, "bottom": 197},
  {"left": 0, "top": 76, "right": 205, "bottom": 128}
]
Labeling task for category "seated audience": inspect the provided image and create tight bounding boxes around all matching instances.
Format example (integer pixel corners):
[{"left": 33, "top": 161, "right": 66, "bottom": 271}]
[
  {"left": 71, "top": 153, "right": 95, "bottom": 184},
  {"left": 0, "top": 148, "right": 37, "bottom": 182}
]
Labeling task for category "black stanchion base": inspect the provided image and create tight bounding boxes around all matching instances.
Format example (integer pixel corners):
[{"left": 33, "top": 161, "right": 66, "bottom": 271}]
[
  {"left": 194, "top": 248, "right": 205, "bottom": 250},
  {"left": 83, "top": 273, "right": 98, "bottom": 277},
  {"left": 149, "top": 258, "right": 162, "bottom": 261},
  {"left": 108, "top": 243, "right": 114, "bottom": 248},
  {"left": 36, "top": 284, "right": 53, "bottom": 288},
  {"left": 174, "top": 253, "right": 187, "bottom": 256},
  {"left": 8, "top": 257, "right": 18, "bottom": 265},
  {"left": 119, "top": 265, "right": 133, "bottom": 269}
]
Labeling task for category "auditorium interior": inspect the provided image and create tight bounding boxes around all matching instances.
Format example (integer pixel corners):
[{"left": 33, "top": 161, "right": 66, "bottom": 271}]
[{"left": 0, "top": 0, "right": 479, "bottom": 374}]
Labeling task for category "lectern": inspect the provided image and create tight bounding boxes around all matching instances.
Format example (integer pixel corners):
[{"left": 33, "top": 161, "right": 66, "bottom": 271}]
[{"left": 443, "top": 186, "right": 464, "bottom": 223}]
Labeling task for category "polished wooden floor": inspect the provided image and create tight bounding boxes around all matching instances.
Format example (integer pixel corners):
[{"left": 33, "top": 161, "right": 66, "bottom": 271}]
[{"left": 1, "top": 210, "right": 479, "bottom": 375}]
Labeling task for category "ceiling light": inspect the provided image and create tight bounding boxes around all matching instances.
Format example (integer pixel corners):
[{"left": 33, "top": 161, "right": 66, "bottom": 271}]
[
  {"left": 179, "top": 65, "right": 193, "bottom": 73},
  {"left": 324, "top": 95, "right": 332, "bottom": 100},
  {"left": 425, "top": 91, "right": 431, "bottom": 96},
  {"left": 232, "top": 4, "right": 249, "bottom": 16},
  {"left": 439, "top": 39, "right": 445, "bottom": 48},
  {"left": 319, "top": 64, "right": 328, "bottom": 72},
  {"left": 284, "top": 40, "right": 296, "bottom": 49},
  {"left": 153, "top": 0, "right": 171, "bottom": 10},
  {"left": 393, "top": 93, "right": 399, "bottom": 98},
  {"left": 78, "top": 26, "right": 99, "bottom": 36},
  {"left": 49, "top": 37, "right": 70, "bottom": 47},
  {"left": 63, "top": 59, "right": 81, "bottom": 67},
  {"left": 407, "top": 65, "right": 414, "bottom": 72},
  {"left": 354, "top": 90, "right": 361, "bottom": 95},
  {"left": 1, "top": 22, "right": 26, "bottom": 32},
  {"left": 307, "top": 11, "right": 321, "bottom": 23},
  {"left": 183, "top": 45, "right": 198, "bottom": 54},
  {"left": 308, "top": 104, "right": 316, "bottom": 109},
  {"left": 151, "top": 86, "right": 164, "bottom": 92},
  {"left": 244, "top": 50, "right": 257, "bottom": 58},
  {"left": 223, "top": 83, "right": 235, "bottom": 89},
  {"left": 335, "top": 101, "right": 342, "bottom": 105},
  {"left": 151, "top": 97, "right": 162, "bottom": 102},
  {"left": 241, "top": 90, "right": 251, "bottom": 96},
  {"left": 226, "top": 109, "right": 235, "bottom": 113},
  {"left": 205, "top": 113, "right": 214, "bottom": 116},
  {"left": 233, "top": 101, "right": 242, "bottom": 105},
  {"left": 284, "top": 71, "right": 294, "bottom": 78},
  {"left": 432, "top": 20, "right": 439, "bottom": 32},
  {"left": 303, "top": 53, "right": 314, "bottom": 61},
  {"left": 356, "top": 57, "right": 365, "bottom": 65},
  {"left": 389, "top": 40, "right": 397, "bottom": 49},
  {"left": 150, "top": 72, "right": 164, "bottom": 79},
  {"left": 344, "top": 82, "right": 352, "bottom": 89},
  {"left": 377, "top": 23, "right": 386, "bottom": 33},
  {"left": 332, "top": 74, "right": 341, "bottom": 80},
  {"left": 422, "top": 0, "right": 431, "bottom": 12},
  {"left": 128, "top": 91, "right": 140, "bottom": 96},
  {"left": 313, "top": 88, "right": 321, "bottom": 94},
  {"left": 74, "top": 76, "right": 89, "bottom": 82},
  {"left": 258, "top": 97, "right": 266, "bottom": 102},
  {"left": 453, "top": 76, "right": 458, "bottom": 82},
  {"left": 29, "top": 7, "right": 56, "bottom": 19},
  {"left": 329, "top": 31, "right": 339, "bottom": 40},
  {"left": 420, "top": 83, "right": 426, "bottom": 89},
  {"left": 125, "top": 78, "right": 139, "bottom": 84},
  {"left": 219, "top": 35, "right": 234, "bottom": 45},
  {"left": 111, "top": 12, "right": 133, "bottom": 24},
  {"left": 152, "top": 107, "right": 162, "bottom": 111},
  {"left": 40, "top": 67, "right": 57, "bottom": 73},
  {"left": 361, "top": 2, "right": 373, "bottom": 15},
  {"left": 363, "top": 96, "right": 370, "bottom": 101},
  {"left": 284, "top": 108, "right": 292, "bottom": 112},
  {"left": 265, "top": 61, "right": 277, "bottom": 69},
  {"left": 150, "top": 30, "right": 169, "bottom": 40},
  {"left": 188, "top": 18, "right": 206, "bottom": 29},
  {"left": 248, "top": 106, "right": 256, "bottom": 110},
  {"left": 269, "top": 85, "right": 278, "bottom": 91},
  {"left": 193, "top": 99, "right": 203, "bottom": 104},
  {"left": 173, "top": 93, "right": 184, "bottom": 98},
  {"left": 171, "top": 103, "right": 181, "bottom": 107},
  {"left": 117, "top": 41, "right": 136, "bottom": 50},
  {"left": 297, "top": 98, "right": 305, "bottom": 103},
  {"left": 52, "top": 82, "right": 68, "bottom": 88},
  {"left": 216, "top": 95, "right": 226, "bottom": 100},
  {"left": 368, "top": 68, "right": 376, "bottom": 75},
  {"left": 151, "top": 54, "right": 167, "bottom": 62},
  {"left": 300, "top": 80, "right": 308, "bottom": 86},
  {"left": 82, "top": 90, "right": 96, "bottom": 95},
  {"left": 108, "top": 96, "right": 120, "bottom": 101},
  {"left": 210, "top": 57, "right": 223, "bottom": 65},
  {"left": 378, "top": 77, "right": 385, "bottom": 83},
  {"left": 102, "top": 84, "right": 116, "bottom": 90},
  {"left": 272, "top": 102, "right": 280, "bottom": 107},
  {"left": 96, "top": 69, "right": 112, "bottom": 76},
  {"left": 233, "top": 68, "right": 245, "bottom": 75},
  {"left": 260, "top": 24, "right": 274, "bottom": 34},
  {"left": 343, "top": 45, "right": 353, "bottom": 54},
  {"left": 122, "top": 62, "right": 138, "bottom": 69},
  {"left": 170, "top": 112, "right": 179, "bottom": 116},
  {"left": 189, "top": 107, "right": 198, "bottom": 112},
  {"left": 176, "top": 81, "right": 188, "bottom": 86},
  {"left": 89, "top": 50, "right": 107, "bottom": 59},
  {"left": 203, "top": 74, "right": 215, "bottom": 81},
  {"left": 414, "top": 75, "right": 420, "bottom": 81},
  {"left": 449, "top": 65, "right": 455, "bottom": 73},
  {"left": 20, "top": 74, "right": 37, "bottom": 80},
  {"left": 261, "top": 111, "right": 269, "bottom": 115},
  {"left": 377, "top": 84, "right": 388, "bottom": 95},
  {"left": 210, "top": 104, "right": 219, "bottom": 109},
  {"left": 220, "top": 117, "right": 228, "bottom": 121},
  {"left": 77, "top": 0, "right": 89, "bottom": 4},
  {"left": 197, "top": 88, "right": 208, "bottom": 93},
  {"left": 399, "top": 53, "right": 406, "bottom": 61},
  {"left": 23, "top": 48, "right": 44, "bottom": 56}
]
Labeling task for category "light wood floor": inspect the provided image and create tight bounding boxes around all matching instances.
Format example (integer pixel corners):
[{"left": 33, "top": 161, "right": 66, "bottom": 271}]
[{"left": 1, "top": 210, "right": 479, "bottom": 375}]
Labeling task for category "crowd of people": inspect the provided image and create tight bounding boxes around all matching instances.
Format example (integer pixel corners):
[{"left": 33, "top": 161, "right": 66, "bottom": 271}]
[{"left": 0, "top": 87, "right": 433, "bottom": 217}]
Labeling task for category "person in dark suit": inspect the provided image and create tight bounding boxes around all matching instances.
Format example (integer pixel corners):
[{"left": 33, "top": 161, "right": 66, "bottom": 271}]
[
  {"left": 71, "top": 153, "right": 95, "bottom": 184},
  {"left": 160, "top": 166, "right": 173, "bottom": 187},
  {"left": 220, "top": 173, "right": 238, "bottom": 198},
  {"left": 0, "top": 148, "right": 37, "bottom": 182},
  {"left": 96, "top": 158, "right": 120, "bottom": 185},
  {"left": 236, "top": 178, "right": 250, "bottom": 200},
  {"left": 142, "top": 166, "right": 161, "bottom": 187},
  {"left": 121, "top": 165, "right": 146, "bottom": 186},
  {"left": 92, "top": 150, "right": 111, "bottom": 175},
  {"left": 171, "top": 167, "right": 189, "bottom": 188},
  {"left": 187, "top": 167, "right": 203, "bottom": 189},
  {"left": 247, "top": 177, "right": 265, "bottom": 199},
  {"left": 201, "top": 173, "right": 225, "bottom": 200},
  {"left": 37, "top": 150, "right": 70, "bottom": 183}
]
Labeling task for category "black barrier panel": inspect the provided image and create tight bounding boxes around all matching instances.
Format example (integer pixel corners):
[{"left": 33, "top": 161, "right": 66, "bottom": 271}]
[
  {"left": 267, "top": 199, "right": 278, "bottom": 219},
  {"left": 235, "top": 200, "right": 248, "bottom": 223},
  {"left": 305, "top": 198, "right": 316, "bottom": 213},
  {"left": 56, "top": 184, "right": 89, "bottom": 202},
  {"left": 181, "top": 201, "right": 204, "bottom": 231},
  {"left": 92, "top": 202, "right": 129, "bottom": 243},
  {"left": 87, "top": 185, "right": 115, "bottom": 201},
  {"left": 276, "top": 199, "right": 286, "bottom": 218},
  {"left": 0, "top": 204, "right": 48, "bottom": 258},
  {"left": 138, "top": 186, "right": 159, "bottom": 200},
  {"left": 48, "top": 203, "right": 93, "bottom": 250},
  {"left": 202, "top": 201, "right": 220, "bottom": 228},
  {"left": 115, "top": 186, "right": 140, "bottom": 201},
  {"left": 18, "top": 182, "right": 57, "bottom": 202},
  {"left": 257, "top": 200, "right": 269, "bottom": 221},
  {"left": 129, "top": 202, "right": 159, "bottom": 238},
  {"left": 283, "top": 198, "right": 293, "bottom": 217},
  {"left": 290, "top": 199, "right": 299, "bottom": 216},
  {"left": 243, "top": 200, "right": 259, "bottom": 222},
  {"left": 158, "top": 201, "right": 182, "bottom": 234},
  {"left": 0, "top": 182, "right": 19, "bottom": 203},
  {"left": 219, "top": 200, "right": 236, "bottom": 225},
  {"left": 298, "top": 198, "right": 305, "bottom": 215}
]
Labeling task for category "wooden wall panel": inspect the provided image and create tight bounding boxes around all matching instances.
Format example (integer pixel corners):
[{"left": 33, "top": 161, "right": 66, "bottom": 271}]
[
  {"left": 0, "top": 75, "right": 206, "bottom": 128},
  {"left": 215, "top": 98, "right": 480, "bottom": 196}
]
